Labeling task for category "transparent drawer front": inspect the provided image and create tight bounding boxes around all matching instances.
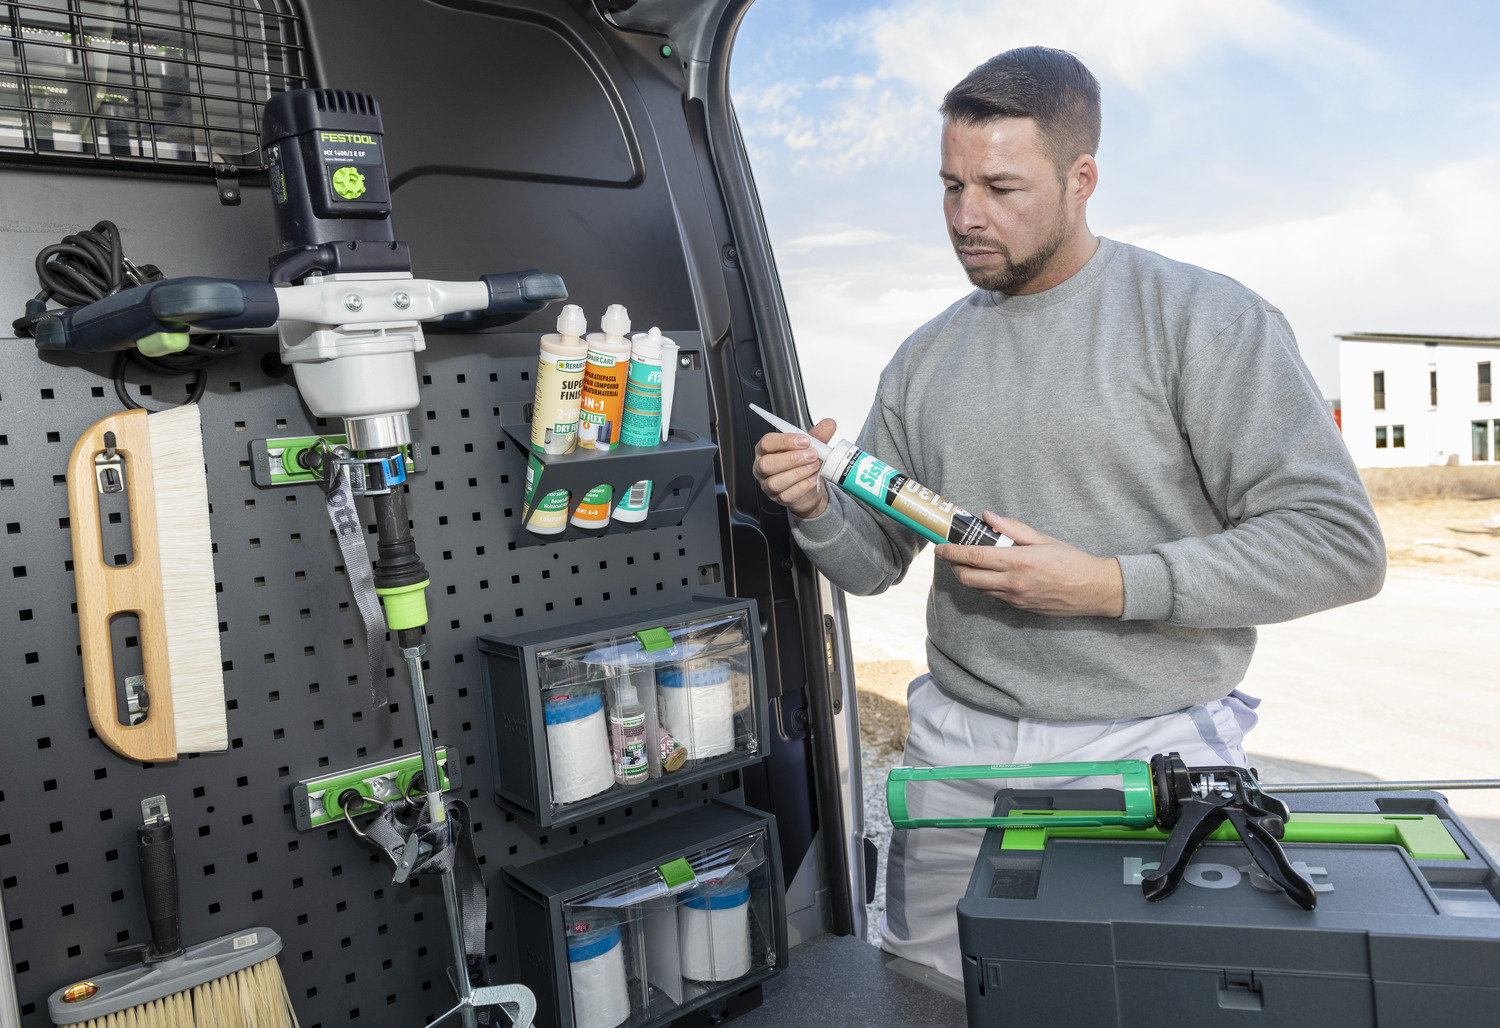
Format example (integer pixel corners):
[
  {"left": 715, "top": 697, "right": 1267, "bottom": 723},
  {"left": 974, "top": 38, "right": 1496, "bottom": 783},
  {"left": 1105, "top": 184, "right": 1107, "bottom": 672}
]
[
  {"left": 537, "top": 609, "right": 758, "bottom": 818},
  {"left": 561, "top": 829, "right": 774, "bottom": 1027}
]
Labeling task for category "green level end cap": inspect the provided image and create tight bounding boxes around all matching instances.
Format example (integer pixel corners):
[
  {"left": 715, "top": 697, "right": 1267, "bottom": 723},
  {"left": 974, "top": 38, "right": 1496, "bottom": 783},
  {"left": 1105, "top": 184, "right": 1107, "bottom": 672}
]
[
  {"left": 377, "top": 581, "right": 429, "bottom": 630},
  {"left": 331, "top": 165, "right": 367, "bottom": 199},
  {"left": 636, "top": 627, "right": 674, "bottom": 651},
  {"left": 658, "top": 857, "right": 695, "bottom": 889},
  {"left": 137, "top": 331, "right": 190, "bottom": 357}
]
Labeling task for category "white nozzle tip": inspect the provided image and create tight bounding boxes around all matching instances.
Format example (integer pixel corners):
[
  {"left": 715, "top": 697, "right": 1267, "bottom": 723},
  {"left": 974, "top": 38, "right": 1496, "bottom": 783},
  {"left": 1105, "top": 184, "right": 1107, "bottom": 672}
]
[
  {"left": 601, "top": 304, "right": 631, "bottom": 336},
  {"left": 556, "top": 304, "right": 586, "bottom": 337},
  {"left": 749, "top": 403, "right": 833, "bottom": 459}
]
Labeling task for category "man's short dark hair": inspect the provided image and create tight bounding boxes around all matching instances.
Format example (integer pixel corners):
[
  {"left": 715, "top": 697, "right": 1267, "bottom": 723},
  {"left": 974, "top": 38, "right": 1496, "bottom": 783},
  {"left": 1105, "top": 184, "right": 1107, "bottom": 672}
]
[{"left": 940, "top": 47, "right": 1101, "bottom": 178}]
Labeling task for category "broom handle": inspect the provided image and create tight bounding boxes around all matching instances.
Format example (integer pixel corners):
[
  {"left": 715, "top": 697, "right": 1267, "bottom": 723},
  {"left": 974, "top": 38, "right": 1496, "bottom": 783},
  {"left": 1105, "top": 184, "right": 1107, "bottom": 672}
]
[
  {"left": 67, "top": 410, "right": 177, "bottom": 762},
  {"left": 138, "top": 810, "right": 183, "bottom": 959}
]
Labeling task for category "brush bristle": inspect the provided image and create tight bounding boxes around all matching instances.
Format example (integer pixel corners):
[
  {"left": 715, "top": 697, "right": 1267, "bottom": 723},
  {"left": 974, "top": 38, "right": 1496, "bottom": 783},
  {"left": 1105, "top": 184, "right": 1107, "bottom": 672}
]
[
  {"left": 59, "top": 956, "right": 298, "bottom": 1028},
  {"left": 146, "top": 405, "right": 228, "bottom": 754}
]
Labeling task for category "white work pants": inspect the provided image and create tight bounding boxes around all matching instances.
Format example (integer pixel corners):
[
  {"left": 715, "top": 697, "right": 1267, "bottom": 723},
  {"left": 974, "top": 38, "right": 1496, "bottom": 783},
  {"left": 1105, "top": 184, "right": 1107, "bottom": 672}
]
[{"left": 879, "top": 674, "right": 1259, "bottom": 983}]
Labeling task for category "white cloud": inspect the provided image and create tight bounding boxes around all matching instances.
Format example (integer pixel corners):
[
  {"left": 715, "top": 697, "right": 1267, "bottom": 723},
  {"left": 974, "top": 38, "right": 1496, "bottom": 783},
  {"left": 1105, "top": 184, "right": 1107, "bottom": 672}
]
[
  {"left": 782, "top": 228, "right": 896, "bottom": 252},
  {"left": 863, "top": 0, "right": 1381, "bottom": 98},
  {"left": 782, "top": 157, "right": 1500, "bottom": 431},
  {"left": 739, "top": 0, "right": 1385, "bottom": 176},
  {"left": 1116, "top": 157, "right": 1500, "bottom": 396}
]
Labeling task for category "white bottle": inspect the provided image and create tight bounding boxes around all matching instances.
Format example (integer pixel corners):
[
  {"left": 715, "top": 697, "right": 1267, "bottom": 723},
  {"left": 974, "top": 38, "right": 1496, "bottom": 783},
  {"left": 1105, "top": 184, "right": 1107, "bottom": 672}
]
[
  {"left": 613, "top": 328, "right": 667, "bottom": 524},
  {"left": 530, "top": 304, "right": 588, "bottom": 455},
  {"left": 573, "top": 305, "right": 633, "bottom": 530}
]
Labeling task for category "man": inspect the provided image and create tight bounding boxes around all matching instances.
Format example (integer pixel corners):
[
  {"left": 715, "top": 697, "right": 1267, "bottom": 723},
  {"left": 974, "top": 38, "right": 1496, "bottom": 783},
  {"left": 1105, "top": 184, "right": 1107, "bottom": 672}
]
[{"left": 752, "top": 47, "right": 1385, "bottom": 982}]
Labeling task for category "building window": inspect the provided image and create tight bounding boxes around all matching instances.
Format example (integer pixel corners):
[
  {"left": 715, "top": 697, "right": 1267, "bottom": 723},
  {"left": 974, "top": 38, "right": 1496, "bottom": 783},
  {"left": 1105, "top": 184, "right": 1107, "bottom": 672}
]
[
  {"left": 1481, "top": 362, "right": 1492, "bottom": 404},
  {"left": 1373, "top": 371, "right": 1385, "bottom": 410},
  {"left": 1430, "top": 370, "right": 1439, "bottom": 407},
  {"left": 1476, "top": 422, "right": 1492, "bottom": 462},
  {"left": 1375, "top": 426, "right": 1387, "bottom": 449},
  {"left": 1392, "top": 425, "right": 1405, "bottom": 448}
]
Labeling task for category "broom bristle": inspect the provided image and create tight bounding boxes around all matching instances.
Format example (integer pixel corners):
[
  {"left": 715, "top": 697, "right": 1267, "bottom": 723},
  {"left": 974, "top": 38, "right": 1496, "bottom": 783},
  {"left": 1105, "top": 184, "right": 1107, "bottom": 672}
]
[
  {"left": 62, "top": 957, "right": 297, "bottom": 1028},
  {"left": 145, "top": 404, "right": 228, "bottom": 754}
]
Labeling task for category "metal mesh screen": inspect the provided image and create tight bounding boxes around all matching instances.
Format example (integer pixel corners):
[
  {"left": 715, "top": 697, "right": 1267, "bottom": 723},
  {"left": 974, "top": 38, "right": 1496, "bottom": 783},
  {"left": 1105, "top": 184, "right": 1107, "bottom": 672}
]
[{"left": 0, "top": 0, "right": 305, "bottom": 167}]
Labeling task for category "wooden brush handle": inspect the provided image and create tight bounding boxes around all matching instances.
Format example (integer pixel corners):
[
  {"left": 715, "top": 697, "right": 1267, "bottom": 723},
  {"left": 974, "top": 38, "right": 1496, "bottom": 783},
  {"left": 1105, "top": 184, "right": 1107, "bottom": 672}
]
[{"left": 67, "top": 410, "right": 178, "bottom": 762}]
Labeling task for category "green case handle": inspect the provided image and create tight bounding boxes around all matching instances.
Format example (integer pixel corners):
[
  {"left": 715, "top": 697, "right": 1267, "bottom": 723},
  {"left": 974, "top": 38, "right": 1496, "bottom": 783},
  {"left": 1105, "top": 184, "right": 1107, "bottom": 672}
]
[{"left": 885, "top": 760, "right": 1158, "bottom": 829}]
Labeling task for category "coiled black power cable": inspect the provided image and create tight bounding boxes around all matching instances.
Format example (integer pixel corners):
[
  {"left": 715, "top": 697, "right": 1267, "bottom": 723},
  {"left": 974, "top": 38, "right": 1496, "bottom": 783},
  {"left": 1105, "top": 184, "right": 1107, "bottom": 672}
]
[{"left": 11, "top": 220, "right": 239, "bottom": 410}]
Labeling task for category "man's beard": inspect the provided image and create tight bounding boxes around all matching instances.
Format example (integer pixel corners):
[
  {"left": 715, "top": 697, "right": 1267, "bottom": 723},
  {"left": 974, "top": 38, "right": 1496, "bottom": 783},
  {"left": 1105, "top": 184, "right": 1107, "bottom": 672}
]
[{"left": 954, "top": 210, "right": 1069, "bottom": 293}]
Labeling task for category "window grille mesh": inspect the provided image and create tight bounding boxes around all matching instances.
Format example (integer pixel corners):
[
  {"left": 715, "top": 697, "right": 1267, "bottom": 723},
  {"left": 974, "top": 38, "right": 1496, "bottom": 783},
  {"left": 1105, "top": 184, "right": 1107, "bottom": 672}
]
[{"left": 0, "top": 0, "right": 305, "bottom": 169}]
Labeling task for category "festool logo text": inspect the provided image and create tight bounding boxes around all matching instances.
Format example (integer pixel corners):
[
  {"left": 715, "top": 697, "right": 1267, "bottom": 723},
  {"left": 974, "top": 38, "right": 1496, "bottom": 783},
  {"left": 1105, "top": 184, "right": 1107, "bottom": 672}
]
[
  {"left": 1122, "top": 857, "right": 1334, "bottom": 895},
  {"left": 320, "top": 132, "right": 376, "bottom": 144}
]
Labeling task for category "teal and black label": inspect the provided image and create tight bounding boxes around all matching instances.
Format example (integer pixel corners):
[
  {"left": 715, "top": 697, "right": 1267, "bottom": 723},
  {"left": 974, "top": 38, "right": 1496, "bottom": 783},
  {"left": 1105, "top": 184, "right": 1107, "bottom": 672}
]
[
  {"left": 619, "top": 359, "right": 663, "bottom": 447},
  {"left": 836, "top": 449, "right": 1004, "bottom": 546}
]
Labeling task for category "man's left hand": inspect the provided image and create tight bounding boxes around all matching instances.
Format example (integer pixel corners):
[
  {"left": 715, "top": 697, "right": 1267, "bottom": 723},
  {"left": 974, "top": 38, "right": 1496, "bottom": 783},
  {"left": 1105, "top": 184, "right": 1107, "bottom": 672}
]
[{"left": 937, "top": 513, "right": 1125, "bottom": 617}]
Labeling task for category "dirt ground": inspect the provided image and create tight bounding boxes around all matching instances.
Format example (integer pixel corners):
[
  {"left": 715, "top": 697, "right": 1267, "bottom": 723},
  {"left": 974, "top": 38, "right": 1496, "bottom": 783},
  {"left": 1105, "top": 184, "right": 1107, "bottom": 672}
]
[{"left": 853, "top": 495, "right": 1500, "bottom": 758}]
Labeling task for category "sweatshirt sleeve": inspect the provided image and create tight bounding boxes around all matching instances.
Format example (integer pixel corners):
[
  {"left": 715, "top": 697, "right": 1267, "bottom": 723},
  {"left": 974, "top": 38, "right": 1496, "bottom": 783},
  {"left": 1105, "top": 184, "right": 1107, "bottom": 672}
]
[
  {"left": 1117, "top": 302, "right": 1386, "bottom": 627},
  {"left": 789, "top": 375, "right": 928, "bottom": 597}
]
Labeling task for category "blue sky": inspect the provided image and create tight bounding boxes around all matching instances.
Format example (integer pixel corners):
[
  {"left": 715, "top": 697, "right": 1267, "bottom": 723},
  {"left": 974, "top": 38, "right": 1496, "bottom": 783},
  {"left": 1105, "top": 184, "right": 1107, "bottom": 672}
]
[{"left": 730, "top": 0, "right": 1500, "bottom": 437}]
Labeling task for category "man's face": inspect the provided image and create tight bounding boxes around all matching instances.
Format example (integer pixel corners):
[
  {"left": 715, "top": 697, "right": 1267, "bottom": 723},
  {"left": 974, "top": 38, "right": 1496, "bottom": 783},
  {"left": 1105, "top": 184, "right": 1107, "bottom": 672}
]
[{"left": 940, "top": 116, "right": 1072, "bottom": 294}]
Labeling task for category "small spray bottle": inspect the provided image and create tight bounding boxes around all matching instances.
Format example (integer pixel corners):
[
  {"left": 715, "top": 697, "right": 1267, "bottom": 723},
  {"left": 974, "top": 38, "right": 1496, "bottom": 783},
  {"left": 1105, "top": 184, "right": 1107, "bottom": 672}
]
[
  {"left": 750, "top": 404, "right": 1014, "bottom": 547},
  {"left": 609, "top": 680, "right": 648, "bottom": 786}
]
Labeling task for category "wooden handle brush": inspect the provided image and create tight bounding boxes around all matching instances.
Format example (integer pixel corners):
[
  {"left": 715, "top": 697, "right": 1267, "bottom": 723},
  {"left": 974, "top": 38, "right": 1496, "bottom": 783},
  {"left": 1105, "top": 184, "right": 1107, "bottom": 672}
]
[{"left": 66, "top": 405, "right": 227, "bottom": 761}]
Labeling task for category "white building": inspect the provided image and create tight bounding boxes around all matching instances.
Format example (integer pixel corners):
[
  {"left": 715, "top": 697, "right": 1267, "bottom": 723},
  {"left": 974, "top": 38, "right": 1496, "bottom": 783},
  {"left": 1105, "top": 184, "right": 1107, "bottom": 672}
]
[{"left": 1337, "top": 333, "right": 1498, "bottom": 468}]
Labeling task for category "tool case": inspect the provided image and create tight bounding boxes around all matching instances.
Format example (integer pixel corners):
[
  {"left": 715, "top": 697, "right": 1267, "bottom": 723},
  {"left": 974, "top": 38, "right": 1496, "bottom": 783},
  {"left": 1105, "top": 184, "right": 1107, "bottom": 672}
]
[{"left": 958, "top": 788, "right": 1500, "bottom": 1027}]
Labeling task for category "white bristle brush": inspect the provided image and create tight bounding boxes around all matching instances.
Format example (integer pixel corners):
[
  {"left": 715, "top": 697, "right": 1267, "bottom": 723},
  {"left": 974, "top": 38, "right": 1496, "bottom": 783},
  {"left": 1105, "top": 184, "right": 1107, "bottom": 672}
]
[{"left": 66, "top": 404, "right": 227, "bottom": 760}]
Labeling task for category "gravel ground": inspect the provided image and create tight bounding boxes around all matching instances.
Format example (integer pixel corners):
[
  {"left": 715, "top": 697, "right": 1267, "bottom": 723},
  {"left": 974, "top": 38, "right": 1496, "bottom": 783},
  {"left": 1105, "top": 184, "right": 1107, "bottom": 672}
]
[{"left": 855, "top": 663, "right": 919, "bottom": 945}]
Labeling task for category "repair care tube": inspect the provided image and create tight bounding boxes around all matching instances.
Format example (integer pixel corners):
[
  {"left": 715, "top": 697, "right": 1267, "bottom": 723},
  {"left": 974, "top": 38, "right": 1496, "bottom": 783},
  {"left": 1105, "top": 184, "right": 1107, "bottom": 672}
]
[
  {"left": 531, "top": 304, "right": 588, "bottom": 454},
  {"left": 749, "top": 404, "right": 1014, "bottom": 547},
  {"left": 612, "top": 328, "right": 666, "bottom": 524},
  {"left": 523, "top": 305, "right": 588, "bottom": 536},
  {"left": 572, "top": 305, "right": 632, "bottom": 529}
]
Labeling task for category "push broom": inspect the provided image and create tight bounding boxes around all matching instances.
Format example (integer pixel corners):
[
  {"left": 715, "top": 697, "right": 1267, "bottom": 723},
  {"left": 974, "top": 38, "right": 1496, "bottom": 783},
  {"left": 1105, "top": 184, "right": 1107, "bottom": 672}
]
[
  {"left": 66, "top": 403, "right": 228, "bottom": 760},
  {"left": 47, "top": 796, "right": 299, "bottom": 1027}
]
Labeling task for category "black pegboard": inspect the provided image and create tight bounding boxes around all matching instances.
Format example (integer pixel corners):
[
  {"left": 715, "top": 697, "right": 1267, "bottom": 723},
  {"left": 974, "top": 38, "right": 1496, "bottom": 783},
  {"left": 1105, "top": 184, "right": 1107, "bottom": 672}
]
[{"left": 0, "top": 329, "right": 739, "bottom": 1027}]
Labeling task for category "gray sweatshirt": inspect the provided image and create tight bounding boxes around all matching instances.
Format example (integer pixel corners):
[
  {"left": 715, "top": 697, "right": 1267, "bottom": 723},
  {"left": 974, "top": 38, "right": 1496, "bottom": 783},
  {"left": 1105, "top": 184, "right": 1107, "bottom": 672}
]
[{"left": 792, "top": 237, "right": 1386, "bottom": 721}]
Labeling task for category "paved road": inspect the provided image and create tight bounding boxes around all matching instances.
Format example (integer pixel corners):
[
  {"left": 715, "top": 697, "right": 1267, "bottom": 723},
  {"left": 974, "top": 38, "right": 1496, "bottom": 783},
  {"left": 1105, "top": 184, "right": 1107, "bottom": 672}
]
[{"left": 845, "top": 562, "right": 1500, "bottom": 854}]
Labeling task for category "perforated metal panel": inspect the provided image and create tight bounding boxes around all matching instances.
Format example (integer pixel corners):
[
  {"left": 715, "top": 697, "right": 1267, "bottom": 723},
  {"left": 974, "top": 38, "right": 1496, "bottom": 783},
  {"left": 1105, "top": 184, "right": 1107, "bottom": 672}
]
[{"left": 0, "top": 329, "right": 739, "bottom": 1027}]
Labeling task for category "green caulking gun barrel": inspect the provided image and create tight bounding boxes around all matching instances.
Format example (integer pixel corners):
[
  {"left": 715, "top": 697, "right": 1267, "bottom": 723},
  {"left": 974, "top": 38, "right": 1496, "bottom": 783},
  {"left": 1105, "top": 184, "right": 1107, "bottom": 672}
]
[
  {"left": 887, "top": 755, "right": 1498, "bottom": 910},
  {"left": 750, "top": 404, "right": 1014, "bottom": 547}
]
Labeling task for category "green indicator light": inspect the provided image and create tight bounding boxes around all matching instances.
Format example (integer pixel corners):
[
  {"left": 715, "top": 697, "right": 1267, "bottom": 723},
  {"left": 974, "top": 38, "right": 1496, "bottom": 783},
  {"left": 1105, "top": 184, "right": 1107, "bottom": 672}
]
[
  {"left": 331, "top": 165, "right": 366, "bottom": 199},
  {"left": 660, "top": 43, "right": 673, "bottom": 58}
]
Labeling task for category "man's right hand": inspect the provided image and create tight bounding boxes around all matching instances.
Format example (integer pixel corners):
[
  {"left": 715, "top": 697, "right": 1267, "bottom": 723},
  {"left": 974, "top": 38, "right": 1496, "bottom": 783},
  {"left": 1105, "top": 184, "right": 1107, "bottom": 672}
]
[{"left": 752, "top": 418, "right": 838, "bottom": 519}]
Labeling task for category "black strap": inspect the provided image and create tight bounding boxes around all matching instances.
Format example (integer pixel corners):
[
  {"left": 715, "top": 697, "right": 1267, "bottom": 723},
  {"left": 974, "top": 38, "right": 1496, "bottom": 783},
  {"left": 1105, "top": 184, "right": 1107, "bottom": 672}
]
[{"left": 358, "top": 797, "right": 491, "bottom": 1020}]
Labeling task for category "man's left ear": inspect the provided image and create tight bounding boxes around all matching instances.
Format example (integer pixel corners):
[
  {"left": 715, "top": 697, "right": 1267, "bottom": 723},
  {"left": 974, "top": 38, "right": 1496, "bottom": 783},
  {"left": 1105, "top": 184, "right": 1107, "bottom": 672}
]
[{"left": 1071, "top": 154, "right": 1098, "bottom": 203}]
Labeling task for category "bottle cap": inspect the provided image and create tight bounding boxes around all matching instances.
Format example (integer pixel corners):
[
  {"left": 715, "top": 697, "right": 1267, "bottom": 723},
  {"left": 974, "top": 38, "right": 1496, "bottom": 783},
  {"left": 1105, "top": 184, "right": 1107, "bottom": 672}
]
[
  {"left": 616, "top": 681, "right": 638, "bottom": 707},
  {"left": 630, "top": 327, "right": 663, "bottom": 361},
  {"left": 556, "top": 303, "right": 586, "bottom": 338},
  {"left": 601, "top": 304, "right": 631, "bottom": 337}
]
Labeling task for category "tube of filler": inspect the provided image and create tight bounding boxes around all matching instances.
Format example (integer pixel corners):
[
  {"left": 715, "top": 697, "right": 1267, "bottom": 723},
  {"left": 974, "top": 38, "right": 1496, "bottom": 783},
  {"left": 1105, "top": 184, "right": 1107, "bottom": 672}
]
[{"left": 750, "top": 404, "right": 1013, "bottom": 548}]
